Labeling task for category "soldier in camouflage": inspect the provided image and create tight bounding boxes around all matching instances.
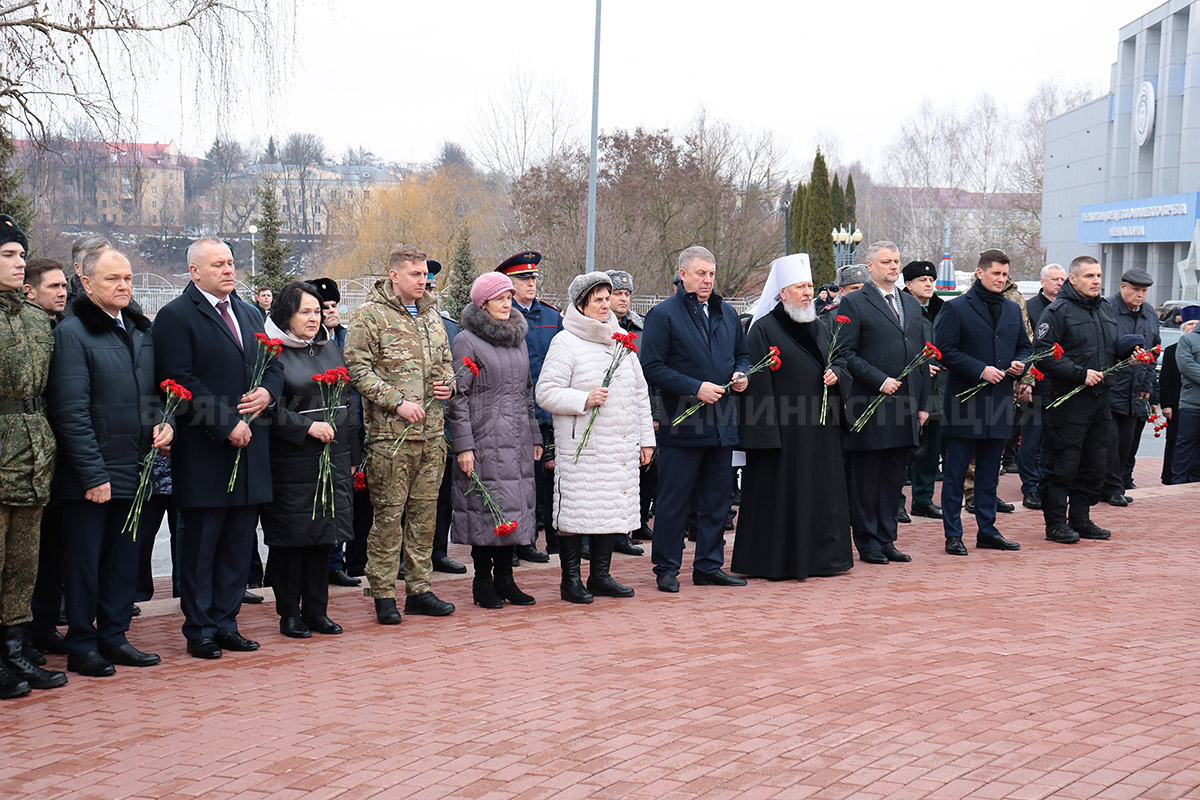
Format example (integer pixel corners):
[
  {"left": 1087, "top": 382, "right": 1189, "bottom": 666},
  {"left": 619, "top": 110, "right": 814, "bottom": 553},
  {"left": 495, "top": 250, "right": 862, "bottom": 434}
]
[
  {"left": 344, "top": 244, "right": 456, "bottom": 624},
  {"left": 0, "top": 215, "right": 68, "bottom": 698}
]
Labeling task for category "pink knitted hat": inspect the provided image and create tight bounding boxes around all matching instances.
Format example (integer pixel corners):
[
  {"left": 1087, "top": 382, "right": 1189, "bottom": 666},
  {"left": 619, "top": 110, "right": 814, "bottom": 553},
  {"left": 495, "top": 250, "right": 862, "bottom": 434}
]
[{"left": 470, "top": 272, "right": 515, "bottom": 308}]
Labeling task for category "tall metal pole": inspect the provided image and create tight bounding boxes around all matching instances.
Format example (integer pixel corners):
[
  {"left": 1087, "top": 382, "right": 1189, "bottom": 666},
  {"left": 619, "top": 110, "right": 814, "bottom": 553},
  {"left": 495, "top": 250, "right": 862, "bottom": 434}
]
[{"left": 584, "top": 0, "right": 602, "bottom": 273}]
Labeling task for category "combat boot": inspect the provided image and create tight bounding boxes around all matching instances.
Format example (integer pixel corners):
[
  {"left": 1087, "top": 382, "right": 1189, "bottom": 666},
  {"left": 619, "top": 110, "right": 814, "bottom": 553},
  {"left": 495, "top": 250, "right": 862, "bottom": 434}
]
[
  {"left": 1071, "top": 519, "right": 1112, "bottom": 540},
  {"left": 1045, "top": 524, "right": 1080, "bottom": 544},
  {"left": 558, "top": 536, "right": 593, "bottom": 604},
  {"left": 492, "top": 547, "right": 535, "bottom": 606},
  {"left": 0, "top": 658, "right": 30, "bottom": 698},
  {"left": 471, "top": 549, "right": 503, "bottom": 609},
  {"left": 373, "top": 598, "right": 402, "bottom": 625},
  {"left": 0, "top": 627, "right": 66, "bottom": 690},
  {"left": 586, "top": 535, "right": 635, "bottom": 598}
]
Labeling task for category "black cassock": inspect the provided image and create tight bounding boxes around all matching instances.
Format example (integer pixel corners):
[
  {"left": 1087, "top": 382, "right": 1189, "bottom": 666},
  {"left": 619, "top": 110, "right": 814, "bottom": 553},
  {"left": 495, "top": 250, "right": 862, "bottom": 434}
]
[{"left": 732, "top": 304, "right": 854, "bottom": 579}]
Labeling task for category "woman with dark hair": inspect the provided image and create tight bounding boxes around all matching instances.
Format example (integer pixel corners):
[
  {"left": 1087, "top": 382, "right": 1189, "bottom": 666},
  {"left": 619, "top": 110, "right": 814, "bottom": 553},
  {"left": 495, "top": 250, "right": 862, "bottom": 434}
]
[
  {"left": 261, "top": 281, "right": 354, "bottom": 638},
  {"left": 536, "top": 272, "right": 655, "bottom": 604},
  {"left": 449, "top": 272, "right": 542, "bottom": 609}
]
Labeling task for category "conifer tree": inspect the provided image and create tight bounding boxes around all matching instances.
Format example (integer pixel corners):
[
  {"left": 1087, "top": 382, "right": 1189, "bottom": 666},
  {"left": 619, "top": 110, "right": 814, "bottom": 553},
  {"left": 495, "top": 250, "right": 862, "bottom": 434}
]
[
  {"left": 830, "top": 173, "right": 846, "bottom": 230},
  {"left": 844, "top": 173, "right": 857, "bottom": 227},
  {"left": 445, "top": 228, "right": 477, "bottom": 323},
  {"left": 801, "top": 150, "right": 836, "bottom": 286},
  {"left": 251, "top": 176, "right": 292, "bottom": 292},
  {"left": 788, "top": 182, "right": 806, "bottom": 257}
]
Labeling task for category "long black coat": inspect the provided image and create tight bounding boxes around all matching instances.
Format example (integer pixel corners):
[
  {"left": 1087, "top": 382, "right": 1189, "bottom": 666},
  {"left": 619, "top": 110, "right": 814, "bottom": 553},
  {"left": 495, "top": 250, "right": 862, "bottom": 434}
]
[
  {"left": 260, "top": 332, "right": 354, "bottom": 548},
  {"left": 47, "top": 294, "right": 160, "bottom": 500},
  {"left": 153, "top": 282, "right": 283, "bottom": 508},
  {"left": 838, "top": 285, "right": 930, "bottom": 451},
  {"left": 934, "top": 285, "right": 1032, "bottom": 440},
  {"left": 1106, "top": 294, "right": 1160, "bottom": 416}
]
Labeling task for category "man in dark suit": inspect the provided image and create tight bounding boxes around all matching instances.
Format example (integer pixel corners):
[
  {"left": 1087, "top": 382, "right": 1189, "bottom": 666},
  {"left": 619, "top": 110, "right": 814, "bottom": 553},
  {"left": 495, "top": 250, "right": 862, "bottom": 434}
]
[
  {"left": 153, "top": 237, "right": 283, "bottom": 659},
  {"left": 839, "top": 241, "right": 930, "bottom": 564},
  {"left": 934, "top": 249, "right": 1032, "bottom": 556}
]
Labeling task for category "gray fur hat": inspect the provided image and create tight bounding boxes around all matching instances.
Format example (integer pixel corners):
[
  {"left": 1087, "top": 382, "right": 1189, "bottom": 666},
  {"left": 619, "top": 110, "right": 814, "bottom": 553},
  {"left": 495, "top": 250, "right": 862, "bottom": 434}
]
[
  {"left": 605, "top": 270, "right": 634, "bottom": 293},
  {"left": 837, "top": 264, "right": 870, "bottom": 287},
  {"left": 568, "top": 271, "right": 613, "bottom": 309}
]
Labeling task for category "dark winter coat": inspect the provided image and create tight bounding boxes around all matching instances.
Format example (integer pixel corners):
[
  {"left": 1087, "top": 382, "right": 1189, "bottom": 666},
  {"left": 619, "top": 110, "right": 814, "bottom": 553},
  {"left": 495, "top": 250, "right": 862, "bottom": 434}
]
[
  {"left": 904, "top": 289, "right": 946, "bottom": 421},
  {"left": 260, "top": 319, "right": 354, "bottom": 549},
  {"left": 1034, "top": 280, "right": 1119, "bottom": 411},
  {"left": 449, "top": 303, "right": 540, "bottom": 546},
  {"left": 640, "top": 285, "right": 751, "bottom": 447},
  {"left": 1105, "top": 293, "right": 1160, "bottom": 416},
  {"left": 47, "top": 293, "right": 161, "bottom": 500}
]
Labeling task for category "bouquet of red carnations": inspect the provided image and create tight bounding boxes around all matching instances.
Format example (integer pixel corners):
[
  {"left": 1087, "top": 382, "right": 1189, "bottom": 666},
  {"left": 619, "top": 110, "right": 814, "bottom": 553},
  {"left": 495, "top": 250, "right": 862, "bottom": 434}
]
[
  {"left": 820, "top": 315, "right": 850, "bottom": 425},
  {"left": 124, "top": 379, "right": 190, "bottom": 538},
  {"left": 311, "top": 367, "right": 351, "bottom": 519},
  {"left": 850, "top": 342, "right": 941, "bottom": 434},
  {"left": 1046, "top": 346, "right": 1156, "bottom": 409},
  {"left": 465, "top": 471, "right": 516, "bottom": 536},
  {"left": 389, "top": 356, "right": 480, "bottom": 456},
  {"left": 955, "top": 342, "right": 1065, "bottom": 402},
  {"left": 573, "top": 330, "right": 639, "bottom": 463},
  {"left": 228, "top": 332, "right": 283, "bottom": 491},
  {"left": 672, "top": 346, "right": 782, "bottom": 427}
]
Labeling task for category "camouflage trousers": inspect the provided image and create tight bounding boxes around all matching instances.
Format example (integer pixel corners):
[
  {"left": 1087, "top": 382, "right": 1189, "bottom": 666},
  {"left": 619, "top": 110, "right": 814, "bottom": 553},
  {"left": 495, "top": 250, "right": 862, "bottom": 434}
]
[
  {"left": 364, "top": 437, "right": 446, "bottom": 599},
  {"left": 0, "top": 504, "right": 43, "bottom": 626}
]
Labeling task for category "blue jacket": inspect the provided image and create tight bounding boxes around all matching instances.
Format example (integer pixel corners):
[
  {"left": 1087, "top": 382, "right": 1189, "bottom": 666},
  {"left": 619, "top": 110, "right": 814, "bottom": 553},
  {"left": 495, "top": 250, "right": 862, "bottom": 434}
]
[
  {"left": 934, "top": 284, "right": 1032, "bottom": 439},
  {"left": 640, "top": 285, "right": 751, "bottom": 447},
  {"left": 516, "top": 298, "right": 562, "bottom": 429}
]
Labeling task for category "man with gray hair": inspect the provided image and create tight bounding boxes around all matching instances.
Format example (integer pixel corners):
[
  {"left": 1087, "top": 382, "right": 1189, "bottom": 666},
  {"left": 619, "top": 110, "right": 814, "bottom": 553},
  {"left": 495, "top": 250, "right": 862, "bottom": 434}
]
[
  {"left": 63, "top": 235, "right": 110, "bottom": 317},
  {"left": 641, "top": 245, "right": 751, "bottom": 592}
]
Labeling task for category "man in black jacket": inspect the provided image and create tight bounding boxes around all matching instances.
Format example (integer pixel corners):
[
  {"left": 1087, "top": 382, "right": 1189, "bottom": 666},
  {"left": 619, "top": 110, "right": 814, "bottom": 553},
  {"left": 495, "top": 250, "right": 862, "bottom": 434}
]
[
  {"left": 1017, "top": 263, "right": 1065, "bottom": 508},
  {"left": 1033, "top": 255, "right": 1119, "bottom": 543},
  {"left": 47, "top": 247, "right": 172, "bottom": 676},
  {"left": 153, "top": 238, "right": 283, "bottom": 659}
]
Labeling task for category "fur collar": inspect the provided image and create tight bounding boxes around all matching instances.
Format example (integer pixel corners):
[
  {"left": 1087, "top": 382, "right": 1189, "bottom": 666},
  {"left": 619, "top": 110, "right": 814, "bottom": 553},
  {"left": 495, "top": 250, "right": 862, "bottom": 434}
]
[
  {"left": 562, "top": 302, "right": 620, "bottom": 345},
  {"left": 72, "top": 292, "right": 151, "bottom": 334},
  {"left": 461, "top": 301, "right": 528, "bottom": 348}
]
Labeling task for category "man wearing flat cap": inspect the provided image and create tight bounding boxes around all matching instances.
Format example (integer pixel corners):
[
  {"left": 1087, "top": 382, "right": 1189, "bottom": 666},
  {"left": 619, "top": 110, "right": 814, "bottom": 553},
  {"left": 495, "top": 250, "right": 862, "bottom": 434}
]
[
  {"left": 1101, "top": 267, "right": 1160, "bottom": 506},
  {"left": 496, "top": 251, "right": 560, "bottom": 563}
]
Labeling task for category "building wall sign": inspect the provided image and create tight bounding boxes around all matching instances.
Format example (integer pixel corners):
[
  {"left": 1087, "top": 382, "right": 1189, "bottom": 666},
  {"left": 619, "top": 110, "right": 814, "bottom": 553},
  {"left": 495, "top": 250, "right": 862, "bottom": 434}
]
[
  {"left": 1078, "top": 192, "right": 1200, "bottom": 243},
  {"left": 1134, "top": 80, "right": 1156, "bottom": 146}
]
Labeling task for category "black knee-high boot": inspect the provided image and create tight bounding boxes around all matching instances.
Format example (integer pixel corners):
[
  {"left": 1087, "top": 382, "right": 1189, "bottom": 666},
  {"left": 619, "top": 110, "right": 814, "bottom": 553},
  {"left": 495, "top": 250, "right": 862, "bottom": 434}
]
[
  {"left": 586, "top": 535, "right": 635, "bottom": 598},
  {"left": 492, "top": 546, "right": 535, "bottom": 605},
  {"left": 472, "top": 546, "right": 503, "bottom": 609},
  {"left": 558, "top": 536, "right": 593, "bottom": 604}
]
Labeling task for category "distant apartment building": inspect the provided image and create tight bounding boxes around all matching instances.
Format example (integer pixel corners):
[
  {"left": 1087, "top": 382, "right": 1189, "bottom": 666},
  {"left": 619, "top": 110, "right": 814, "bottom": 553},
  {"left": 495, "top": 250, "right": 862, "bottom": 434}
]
[{"left": 229, "top": 163, "right": 402, "bottom": 236}]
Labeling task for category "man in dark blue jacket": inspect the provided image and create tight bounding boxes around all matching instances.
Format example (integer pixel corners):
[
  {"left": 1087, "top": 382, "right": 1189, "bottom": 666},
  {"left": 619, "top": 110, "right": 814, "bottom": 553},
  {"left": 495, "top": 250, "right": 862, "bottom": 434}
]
[
  {"left": 933, "top": 249, "right": 1031, "bottom": 556},
  {"left": 641, "top": 245, "right": 751, "bottom": 593}
]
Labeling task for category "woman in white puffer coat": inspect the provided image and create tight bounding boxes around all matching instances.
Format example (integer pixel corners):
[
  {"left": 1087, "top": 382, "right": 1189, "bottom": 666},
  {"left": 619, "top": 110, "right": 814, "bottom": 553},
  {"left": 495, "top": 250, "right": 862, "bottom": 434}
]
[{"left": 536, "top": 272, "right": 656, "bottom": 604}]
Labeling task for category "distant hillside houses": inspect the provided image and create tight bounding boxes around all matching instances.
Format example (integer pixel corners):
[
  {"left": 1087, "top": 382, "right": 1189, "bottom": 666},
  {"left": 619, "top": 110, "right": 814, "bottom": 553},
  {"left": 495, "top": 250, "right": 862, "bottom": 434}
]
[{"left": 229, "top": 163, "right": 402, "bottom": 236}]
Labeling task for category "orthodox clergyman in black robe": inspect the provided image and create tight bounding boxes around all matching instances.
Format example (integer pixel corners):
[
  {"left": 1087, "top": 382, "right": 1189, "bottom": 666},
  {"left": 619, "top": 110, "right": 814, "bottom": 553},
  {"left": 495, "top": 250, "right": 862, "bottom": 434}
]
[{"left": 733, "top": 254, "right": 854, "bottom": 580}]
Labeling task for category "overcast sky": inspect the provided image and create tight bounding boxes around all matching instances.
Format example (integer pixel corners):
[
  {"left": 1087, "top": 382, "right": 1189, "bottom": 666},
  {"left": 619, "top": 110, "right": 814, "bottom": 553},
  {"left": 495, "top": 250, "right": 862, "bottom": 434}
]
[{"left": 132, "top": 0, "right": 1152, "bottom": 176}]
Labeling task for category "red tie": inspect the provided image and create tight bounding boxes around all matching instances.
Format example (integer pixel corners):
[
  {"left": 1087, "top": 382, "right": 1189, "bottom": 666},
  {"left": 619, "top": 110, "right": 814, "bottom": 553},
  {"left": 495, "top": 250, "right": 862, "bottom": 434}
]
[{"left": 217, "top": 300, "right": 243, "bottom": 350}]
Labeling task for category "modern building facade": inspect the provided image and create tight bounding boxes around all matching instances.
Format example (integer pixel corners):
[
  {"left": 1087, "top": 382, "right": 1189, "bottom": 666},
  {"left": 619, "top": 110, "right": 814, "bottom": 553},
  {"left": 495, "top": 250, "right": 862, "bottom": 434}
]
[{"left": 1043, "top": 0, "right": 1200, "bottom": 304}]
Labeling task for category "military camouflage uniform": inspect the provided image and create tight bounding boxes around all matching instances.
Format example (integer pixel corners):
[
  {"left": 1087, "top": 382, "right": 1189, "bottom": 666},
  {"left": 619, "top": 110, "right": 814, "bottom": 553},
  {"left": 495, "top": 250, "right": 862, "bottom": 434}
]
[
  {"left": 0, "top": 292, "right": 55, "bottom": 626},
  {"left": 345, "top": 278, "right": 451, "bottom": 599}
]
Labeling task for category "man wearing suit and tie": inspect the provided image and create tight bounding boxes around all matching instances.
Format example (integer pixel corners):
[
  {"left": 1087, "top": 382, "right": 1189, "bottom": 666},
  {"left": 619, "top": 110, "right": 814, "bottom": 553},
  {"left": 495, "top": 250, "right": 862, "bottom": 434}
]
[
  {"left": 933, "top": 249, "right": 1032, "bottom": 556},
  {"left": 153, "top": 238, "right": 283, "bottom": 659},
  {"left": 838, "top": 241, "right": 930, "bottom": 565}
]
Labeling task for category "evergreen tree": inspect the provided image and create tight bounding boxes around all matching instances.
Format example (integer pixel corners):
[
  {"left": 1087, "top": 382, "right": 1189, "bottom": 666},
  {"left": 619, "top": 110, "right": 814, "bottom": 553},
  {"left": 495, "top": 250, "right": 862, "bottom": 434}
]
[
  {"left": 445, "top": 228, "right": 477, "bottom": 323},
  {"left": 788, "top": 182, "right": 806, "bottom": 257},
  {"left": 263, "top": 136, "right": 279, "bottom": 165},
  {"left": 830, "top": 173, "right": 846, "bottom": 230},
  {"left": 844, "top": 173, "right": 857, "bottom": 227},
  {"left": 251, "top": 176, "right": 292, "bottom": 292},
  {"left": 0, "top": 127, "right": 34, "bottom": 239},
  {"left": 801, "top": 149, "right": 836, "bottom": 286}
]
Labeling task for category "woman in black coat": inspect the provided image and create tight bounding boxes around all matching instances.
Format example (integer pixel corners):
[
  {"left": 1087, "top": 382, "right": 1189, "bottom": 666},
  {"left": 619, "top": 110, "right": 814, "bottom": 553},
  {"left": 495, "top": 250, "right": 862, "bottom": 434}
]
[{"left": 262, "top": 282, "right": 354, "bottom": 639}]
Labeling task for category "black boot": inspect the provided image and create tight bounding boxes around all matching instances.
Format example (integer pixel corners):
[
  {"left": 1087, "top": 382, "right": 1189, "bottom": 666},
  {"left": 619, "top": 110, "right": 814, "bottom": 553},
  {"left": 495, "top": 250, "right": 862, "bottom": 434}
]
[
  {"left": 586, "top": 535, "right": 635, "bottom": 598},
  {"left": 471, "top": 548, "right": 503, "bottom": 609},
  {"left": 558, "top": 536, "right": 593, "bottom": 604},
  {"left": 373, "top": 598, "right": 402, "bottom": 625},
  {"left": 0, "top": 657, "right": 29, "bottom": 698},
  {"left": 1, "top": 627, "right": 66, "bottom": 690},
  {"left": 493, "top": 547, "right": 535, "bottom": 606}
]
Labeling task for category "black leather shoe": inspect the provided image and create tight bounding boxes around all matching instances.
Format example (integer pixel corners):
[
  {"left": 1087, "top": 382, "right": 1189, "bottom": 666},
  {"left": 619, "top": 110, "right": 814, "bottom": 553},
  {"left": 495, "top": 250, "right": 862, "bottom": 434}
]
[
  {"left": 976, "top": 534, "right": 1021, "bottom": 551},
  {"left": 1071, "top": 519, "right": 1112, "bottom": 540},
  {"left": 242, "top": 590, "right": 264, "bottom": 605},
  {"left": 432, "top": 556, "right": 467, "bottom": 574},
  {"left": 692, "top": 568, "right": 747, "bottom": 586},
  {"left": 1125, "top": 481, "right": 1138, "bottom": 490},
  {"left": 1022, "top": 493, "right": 1042, "bottom": 510},
  {"left": 1045, "top": 524, "right": 1080, "bottom": 544},
  {"left": 131, "top": 604, "right": 141, "bottom": 617},
  {"left": 98, "top": 641, "right": 161, "bottom": 667},
  {"left": 964, "top": 498, "right": 976, "bottom": 514},
  {"left": 882, "top": 544, "right": 912, "bottom": 562},
  {"left": 186, "top": 637, "right": 222, "bottom": 659},
  {"left": 67, "top": 651, "right": 114, "bottom": 677},
  {"left": 514, "top": 544, "right": 550, "bottom": 563},
  {"left": 631, "top": 524, "right": 653, "bottom": 541},
  {"left": 912, "top": 503, "right": 943, "bottom": 519},
  {"left": 1106, "top": 494, "right": 1129, "bottom": 507},
  {"left": 996, "top": 498, "right": 1015, "bottom": 513},
  {"left": 613, "top": 537, "right": 644, "bottom": 556},
  {"left": 30, "top": 629, "right": 67, "bottom": 656},
  {"left": 724, "top": 516, "right": 736, "bottom": 531},
  {"left": 861, "top": 551, "right": 889, "bottom": 565},
  {"left": 374, "top": 598, "right": 402, "bottom": 625},
  {"left": 656, "top": 574, "right": 680, "bottom": 593},
  {"left": 404, "top": 591, "right": 456, "bottom": 616},
  {"left": 328, "top": 569, "right": 361, "bottom": 587},
  {"left": 279, "top": 617, "right": 311, "bottom": 639},
  {"left": 945, "top": 537, "right": 968, "bottom": 556},
  {"left": 896, "top": 508, "right": 912, "bottom": 524},
  {"left": 304, "top": 616, "right": 343, "bottom": 635},
  {"left": 214, "top": 631, "right": 260, "bottom": 651}
]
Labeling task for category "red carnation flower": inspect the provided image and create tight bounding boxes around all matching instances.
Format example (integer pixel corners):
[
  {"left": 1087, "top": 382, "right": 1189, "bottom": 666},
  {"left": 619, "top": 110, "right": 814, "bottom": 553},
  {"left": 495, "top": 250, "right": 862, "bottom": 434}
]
[
  {"left": 1030, "top": 366, "right": 1045, "bottom": 382},
  {"left": 254, "top": 331, "right": 269, "bottom": 345},
  {"left": 463, "top": 356, "right": 480, "bottom": 377},
  {"left": 354, "top": 471, "right": 366, "bottom": 491},
  {"left": 1052, "top": 342, "right": 1064, "bottom": 360},
  {"left": 923, "top": 342, "right": 942, "bottom": 360},
  {"left": 836, "top": 315, "right": 851, "bottom": 325}
]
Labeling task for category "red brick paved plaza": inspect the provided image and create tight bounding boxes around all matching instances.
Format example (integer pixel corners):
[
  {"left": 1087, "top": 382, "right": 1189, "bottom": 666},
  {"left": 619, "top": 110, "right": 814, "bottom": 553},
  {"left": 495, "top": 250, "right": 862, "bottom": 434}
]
[{"left": 3, "top": 462, "right": 1200, "bottom": 800}]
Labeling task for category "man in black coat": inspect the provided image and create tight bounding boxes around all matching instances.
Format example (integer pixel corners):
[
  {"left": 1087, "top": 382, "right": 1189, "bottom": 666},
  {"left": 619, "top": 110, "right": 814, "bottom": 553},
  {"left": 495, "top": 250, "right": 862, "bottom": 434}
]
[
  {"left": 641, "top": 245, "right": 751, "bottom": 593},
  {"left": 153, "top": 237, "right": 283, "bottom": 659},
  {"left": 47, "top": 247, "right": 172, "bottom": 676},
  {"left": 838, "top": 241, "right": 930, "bottom": 564},
  {"left": 933, "top": 249, "right": 1031, "bottom": 556},
  {"left": 1017, "top": 263, "right": 1066, "bottom": 508}
]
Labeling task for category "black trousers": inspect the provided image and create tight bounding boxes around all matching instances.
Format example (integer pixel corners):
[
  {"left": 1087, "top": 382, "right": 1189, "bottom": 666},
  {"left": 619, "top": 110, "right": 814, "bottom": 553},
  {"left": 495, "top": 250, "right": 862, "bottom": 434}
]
[
  {"left": 345, "top": 484, "right": 372, "bottom": 576},
  {"left": 1103, "top": 411, "right": 1146, "bottom": 496},
  {"left": 1040, "top": 400, "right": 1109, "bottom": 527},
  {"left": 178, "top": 505, "right": 257, "bottom": 641},
  {"left": 136, "top": 493, "right": 179, "bottom": 601},
  {"left": 651, "top": 445, "right": 731, "bottom": 577},
  {"left": 434, "top": 453, "right": 452, "bottom": 561},
  {"left": 61, "top": 499, "right": 139, "bottom": 655},
  {"left": 269, "top": 545, "right": 329, "bottom": 619},
  {"left": 848, "top": 446, "right": 910, "bottom": 556},
  {"left": 639, "top": 459, "right": 658, "bottom": 525},
  {"left": 29, "top": 500, "right": 64, "bottom": 636}
]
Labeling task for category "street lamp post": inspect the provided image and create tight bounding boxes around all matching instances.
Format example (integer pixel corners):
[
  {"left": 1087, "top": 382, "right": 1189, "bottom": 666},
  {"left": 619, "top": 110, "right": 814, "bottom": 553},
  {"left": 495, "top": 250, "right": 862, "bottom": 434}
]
[
  {"left": 248, "top": 224, "right": 258, "bottom": 277},
  {"left": 831, "top": 225, "right": 864, "bottom": 269},
  {"left": 779, "top": 198, "right": 790, "bottom": 255}
]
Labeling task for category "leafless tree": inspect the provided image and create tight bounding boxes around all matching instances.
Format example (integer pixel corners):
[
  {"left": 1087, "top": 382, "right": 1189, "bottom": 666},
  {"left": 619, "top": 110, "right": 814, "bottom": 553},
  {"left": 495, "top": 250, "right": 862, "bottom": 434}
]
[
  {"left": 471, "top": 70, "right": 583, "bottom": 179},
  {"left": 281, "top": 132, "right": 325, "bottom": 235}
]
